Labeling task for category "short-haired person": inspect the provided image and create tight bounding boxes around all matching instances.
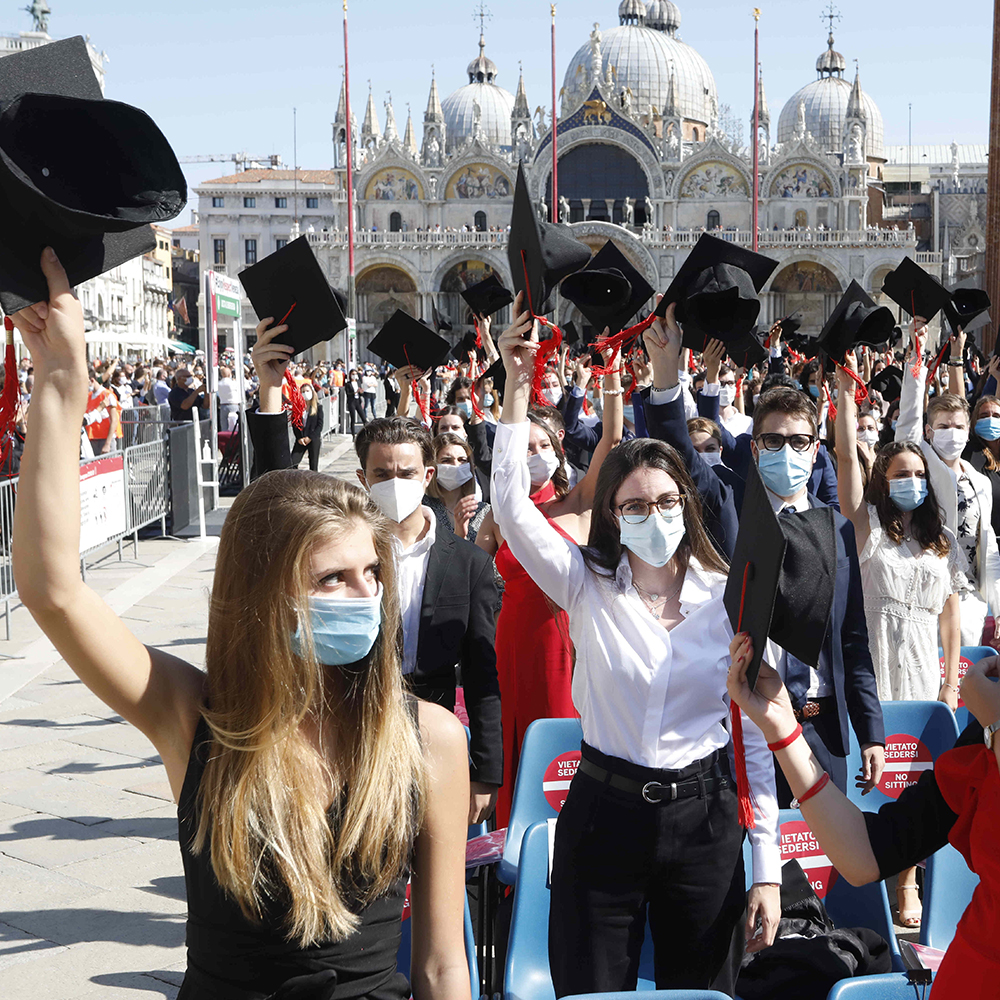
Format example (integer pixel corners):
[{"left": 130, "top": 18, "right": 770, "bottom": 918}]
[
  {"left": 895, "top": 322, "right": 1000, "bottom": 645},
  {"left": 491, "top": 300, "right": 781, "bottom": 997},
  {"left": 250, "top": 321, "right": 502, "bottom": 824},
  {"left": 168, "top": 367, "right": 208, "bottom": 423},
  {"left": 747, "top": 378, "right": 885, "bottom": 804},
  {"left": 11, "top": 249, "right": 471, "bottom": 1000},
  {"left": 727, "top": 640, "right": 1000, "bottom": 1000}
]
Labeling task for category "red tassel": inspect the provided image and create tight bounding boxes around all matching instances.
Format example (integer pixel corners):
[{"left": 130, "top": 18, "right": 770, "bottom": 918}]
[
  {"left": 531, "top": 326, "right": 563, "bottom": 408},
  {"left": 0, "top": 318, "right": 17, "bottom": 474},
  {"left": 470, "top": 381, "right": 485, "bottom": 420},
  {"left": 926, "top": 339, "right": 952, "bottom": 384},
  {"left": 473, "top": 318, "right": 483, "bottom": 350},
  {"left": 823, "top": 382, "right": 837, "bottom": 423},
  {"left": 283, "top": 369, "right": 306, "bottom": 431},
  {"left": 729, "top": 701, "right": 757, "bottom": 830}
]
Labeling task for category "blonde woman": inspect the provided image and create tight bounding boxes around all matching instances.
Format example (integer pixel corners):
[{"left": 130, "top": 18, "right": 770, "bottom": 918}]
[
  {"left": 425, "top": 431, "right": 490, "bottom": 542},
  {"left": 291, "top": 378, "right": 324, "bottom": 472},
  {"left": 11, "top": 249, "right": 471, "bottom": 1000}
]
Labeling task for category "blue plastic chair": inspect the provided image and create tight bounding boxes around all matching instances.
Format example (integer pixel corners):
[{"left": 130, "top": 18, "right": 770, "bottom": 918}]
[
  {"left": 498, "top": 717, "right": 584, "bottom": 885},
  {"left": 397, "top": 891, "right": 479, "bottom": 1000},
  {"left": 920, "top": 841, "right": 979, "bottom": 952},
  {"left": 825, "top": 972, "right": 935, "bottom": 998},
  {"left": 776, "top": 809, "right": 904, "bottom": 972},
  {"left": 938, "top": 646, "right": 995, "bottom": 734},
  {"left": 505, "top": 820, "right": 660, "bottom": 1000},
  {"left": 846, "top": 701, "right": 959, "bottom": 812}
]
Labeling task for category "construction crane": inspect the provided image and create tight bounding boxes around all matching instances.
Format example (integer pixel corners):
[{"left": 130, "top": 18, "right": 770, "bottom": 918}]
[{"left": 177, "top": 152, "right": 283, "bottom": 171}]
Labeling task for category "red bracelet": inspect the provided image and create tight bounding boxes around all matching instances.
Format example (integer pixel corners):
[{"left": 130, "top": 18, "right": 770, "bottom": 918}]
[
  {"left": 767, "top": 723, "right": 803, "bottom": 752},
  {"left": 791, "top": 771, "right": 830, "bottom": 809}
]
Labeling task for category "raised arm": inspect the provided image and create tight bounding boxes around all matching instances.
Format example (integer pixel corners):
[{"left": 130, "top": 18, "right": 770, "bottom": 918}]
[
  {"left": 834, "top": 353, "right": 869, "bottom": 550},
  {"left": 574, "top": 342, "right": 623, "bottom": 508},
  {"left": 11, "top": 249, "right": 203, "bottom": 797},
  {"left": 947, "top": 328, "right": 966, "bottom": 398},
  {"left": 895, "top": 324, "right": 928, "bottom": 445}
]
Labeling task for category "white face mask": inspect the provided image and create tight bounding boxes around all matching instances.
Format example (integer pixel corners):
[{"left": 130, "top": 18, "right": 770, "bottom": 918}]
[
  {"left": 752, "top": 394, "right": 761, "bottom": 406},
  {"left": 366, "top": 476, "right": 426, "bottom": 522},
  {"left": 718, "top": 385, "right": 736, "bottom": 408},
  {"left": 619, "top": 507, "right": 686, "bottom": 569},
  {"left": 527, "top": 448, "right": 560, "bottom": 486},
  {"left": 435, "top": 462, "right": 474, "bottom": 491},
  {"left": 931, "top": 426, "right": 969, "bottom": 462},
  {"left": 541, "top": 386, "right": 562, "bottom": 407},
  {"left": 701, "top": 450, "right": 723, "bottom": 467},
  {"left": 302, "top": 390, "right": 314, "bottom": 401},
  {"left": 858, "top": 428, "right": 879, "bottom": 447}
]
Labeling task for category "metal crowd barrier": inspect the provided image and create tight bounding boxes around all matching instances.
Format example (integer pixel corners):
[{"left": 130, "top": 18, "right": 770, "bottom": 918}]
[{"left": 120, "top": 403, "right": 172, "bottom": 448}]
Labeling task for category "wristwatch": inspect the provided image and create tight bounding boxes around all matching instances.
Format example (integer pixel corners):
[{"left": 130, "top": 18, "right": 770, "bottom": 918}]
[{"left": 985, "top": 718, "right": 1000, "bottom": 750}]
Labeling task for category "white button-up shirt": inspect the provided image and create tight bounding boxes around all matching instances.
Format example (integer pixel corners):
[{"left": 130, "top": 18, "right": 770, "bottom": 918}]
[
  {"left": 492, "top": 420, "right": 780, "bottom": 883},
  {"left": 393, "top": 508, "right": 436, "bottom": 676}
]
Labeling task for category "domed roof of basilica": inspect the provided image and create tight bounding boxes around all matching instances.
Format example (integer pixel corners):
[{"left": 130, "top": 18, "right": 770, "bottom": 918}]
[
  {"left": 562, "top": 1, "right": 716, "bottom": 124},
  {"left": 441, "top": 34, "right": 515, "bottom": 153},
  {"left": 776, "top": 32, "right": 884, "bottom": 160}
]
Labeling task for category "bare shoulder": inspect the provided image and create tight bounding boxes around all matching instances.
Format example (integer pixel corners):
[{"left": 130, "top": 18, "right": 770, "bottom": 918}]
[{"left": 416, "top": 699, "right": 467, "bottom": 765}]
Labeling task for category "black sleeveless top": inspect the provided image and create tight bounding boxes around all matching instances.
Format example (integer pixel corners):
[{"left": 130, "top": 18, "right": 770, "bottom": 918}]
[{"left": 176, "top": 708, "right": 416, "bottom": 1000}]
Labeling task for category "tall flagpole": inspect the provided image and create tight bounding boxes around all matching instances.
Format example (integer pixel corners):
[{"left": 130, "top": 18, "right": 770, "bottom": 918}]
[
  {"left": 752, "top": 8, "right": 761, "bottom": 252},
  {"left": 551, "top": 3, "right": 558, "bottom": 222},
  {"left": 343, "top": 0, "right": 357, "bottom": 368}
]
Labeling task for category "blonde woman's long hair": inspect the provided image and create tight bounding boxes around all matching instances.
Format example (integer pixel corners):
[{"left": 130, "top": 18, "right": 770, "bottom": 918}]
[{"left": 195, "top": 470, "right": 425, "bottom": 946}]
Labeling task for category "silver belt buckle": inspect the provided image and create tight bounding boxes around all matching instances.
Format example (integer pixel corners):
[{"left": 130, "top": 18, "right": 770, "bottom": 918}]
[{"left": 642, "top": 781, "right": 678, "bottom": 802}]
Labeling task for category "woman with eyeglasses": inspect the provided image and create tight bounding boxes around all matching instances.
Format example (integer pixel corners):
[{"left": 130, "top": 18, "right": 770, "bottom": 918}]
[{"left": 490, "top": 300, "right": 780, "bottom": 998}]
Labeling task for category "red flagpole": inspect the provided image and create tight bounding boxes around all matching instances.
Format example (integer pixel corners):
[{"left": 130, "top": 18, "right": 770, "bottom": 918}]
[
  {"left": 343, "top": 1, "right": 356, "bottom": 308},
  {"left": 551, "top": 3, "right": 558, "bottom": 222},
  {"left": 752, "top": 8, "right": 761, "bottom": 252}
]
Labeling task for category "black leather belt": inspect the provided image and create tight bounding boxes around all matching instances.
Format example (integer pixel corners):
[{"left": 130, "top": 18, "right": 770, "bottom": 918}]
[
  {"left": 577, "top": 756, "right": 732, "bottom": 804},
  {"left": 794, "top": 696, "right": 836, "bottom": 722}
]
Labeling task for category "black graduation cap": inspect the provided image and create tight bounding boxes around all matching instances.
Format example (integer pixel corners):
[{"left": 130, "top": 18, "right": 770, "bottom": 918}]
[
  {"left": 817, "top": 280, "right": 895, "bottom": 360},
  {"left": 881, "top": 257, "right": 953, "bottom": 322},
  {"left": 481, "top": 356, "right": 506, "bottom": 397},
  {"left": 239, "top": 236, "right": 347, "bottom": 357},
  {"left": 368, "top": 309, "right": 452, "bottom": 372},
  {"left": 943, "top": 284, "right": 991, "bottom": 337},
  {"left": 432, "top": 302, "right": 453, "bottom": 333},
  {"left": 451, "top": 330, "right": 478, "bottom": 361},
  {"left": 655, "top": 234, "right": 779, "bottom": 343},
  {"left": 869, "top": 365, "right": 903, "bottom": 402},
  {"left": 461, "top": 274, "right": 513, "bottom": 318},
  {"left": 560, "top": 240, "right": 655, "bottom": 335},
  {"left": 0, "top": 36, "right": 187, "bottom": 313},
  {"left": 779, "top": 313, "right": 803, "bottom": 337},
  {"left": 888, "top": 325, "right": 904, "bottom": 349},
  {"left": 725, "top": 332, "right": 768, "bottom": 371},
  {"left": 563, "top": 320, "right": 581, "bottom": 346},
  {"left": 507, "top": 161, "right": 590, "bottom": 316},
  {"left": 725, "top": 463, "right": 837, "bottom": 690}
]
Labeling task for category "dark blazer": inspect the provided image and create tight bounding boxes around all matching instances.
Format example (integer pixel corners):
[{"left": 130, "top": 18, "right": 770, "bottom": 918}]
[
  {"left": 641, "top": 387, "right": 740, "bottom": 559},
  {"left": 246, "top": 409, "right": 503, "bottom": 786}
]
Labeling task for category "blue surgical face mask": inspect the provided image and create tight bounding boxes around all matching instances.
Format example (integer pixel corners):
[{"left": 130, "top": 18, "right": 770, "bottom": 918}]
[
  {"left": 619, "top": 507, "right": 686, "bottom": 569},
  {"left": 456, "top": 400, "right": 473, "bottom": 419},
  {"left": 757, "top": 444, "right": 814, "bottom": 498},
  {"left": 975, "top": 417, "right": 1000, "bottom": 441},
  {"left": 484, "top": 393, "right": 495, "bottom": 407},
  {"left": 292, "top": 585, "right": 382, "bottom": 668},
  {"left": 807, "top": 385, "right": 820, "bottom": 399},
  {"left": 888, "top": 476, "right": 928, "bottom": 512}
]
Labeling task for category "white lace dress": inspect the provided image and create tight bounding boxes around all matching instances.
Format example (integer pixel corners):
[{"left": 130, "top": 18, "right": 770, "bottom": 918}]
[{"left": 860, "top": 504, "right": 967, "bottom": 701}]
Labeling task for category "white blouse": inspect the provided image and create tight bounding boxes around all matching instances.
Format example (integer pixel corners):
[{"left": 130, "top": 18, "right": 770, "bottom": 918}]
[{"left": 491, "top": 420, "right": 780, "bottom": 884}]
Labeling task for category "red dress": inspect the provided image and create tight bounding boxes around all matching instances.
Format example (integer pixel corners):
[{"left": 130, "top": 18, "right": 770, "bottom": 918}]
[
  {"left": 932, "top": 743, "right": 1000, "bottom": 998},
  {"left": 494, "top": 481, "right": 578, "bottom": 827}
]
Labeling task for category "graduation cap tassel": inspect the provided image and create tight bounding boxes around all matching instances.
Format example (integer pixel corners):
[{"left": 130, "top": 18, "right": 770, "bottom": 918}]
[
  {"left": 519, "top": 251, "right": 566, "bottom": 407},
  {"left": 283, "top": 369, "right": 307, "bottom": 431},
  {"left": 926, "top": 338, "right": 952, "bottom": 385},
  {"left": 732, "top": 562, "right": 758, "bottom": 831},
  {"left": 0, "top": 318, "right": 17, "bottom": 472},
  {"left": 833, "top": 359, "right": 869, "bottom": 405},
  {"left": 823, "top": 382, "right": 837, "bottom": 423},
  {"left": 402, "top": 344, "right": 431, "bottom": 425},
  {"left": 470, "top": 381, "right": 485, "bottom": 421},
  {"left": 473, "top": 318, "right": 483, "bottom": 350}
]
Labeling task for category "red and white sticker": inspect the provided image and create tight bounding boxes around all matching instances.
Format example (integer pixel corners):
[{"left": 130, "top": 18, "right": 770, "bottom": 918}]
[
  {"left": 939, "top": 656, "right": 969, "bottom": 707},
  {"left": 877, "top": 733, "right": 933, "bottom": 799},
  {"left": 780, "top": 819, "right": 839, "bottom": 899},
  {"left": 542, "top": 751, "right": 581, "bottom": 812}
]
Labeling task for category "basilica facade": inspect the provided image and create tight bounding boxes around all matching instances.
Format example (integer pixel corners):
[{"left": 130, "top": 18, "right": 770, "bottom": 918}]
[{"left": 194, "top": 0, "right": 963, "bottom": 360}]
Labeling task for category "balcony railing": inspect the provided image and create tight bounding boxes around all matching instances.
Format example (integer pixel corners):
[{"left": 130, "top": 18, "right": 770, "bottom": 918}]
[{"left": 305, "top": 227, "right": 918, "bottom": 251}]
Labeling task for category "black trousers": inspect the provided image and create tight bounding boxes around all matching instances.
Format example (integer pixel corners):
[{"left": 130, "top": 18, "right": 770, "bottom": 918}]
[
  {"left": 290, "top": 436, "right": 321, "bottom": 472},
  {"left": 549, "top": 742, "right": 746, "bottom": 999},
  {"left": 774, "top": 712, "right": 848, "bottom": 808}
]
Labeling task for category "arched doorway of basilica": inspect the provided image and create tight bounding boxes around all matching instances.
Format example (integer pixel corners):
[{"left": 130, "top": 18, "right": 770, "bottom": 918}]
[
  {"left": 439, "top": 259, "right": 509, "bottom": 329},
  {"left": 355, "top": 266, "right": 418, "bottom": 355},
  {"left": 769, "top": 261, "right": 842, "bottom": 334},
  {"left": 546, "top": 143, "right": 650, "bottom": 226}
]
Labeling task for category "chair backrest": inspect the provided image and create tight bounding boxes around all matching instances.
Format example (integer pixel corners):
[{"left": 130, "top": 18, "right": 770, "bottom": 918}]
[
  {"left": 499, "top": 718, "right": 584, "bottom": 885},
  {"left": 920, "top": 841, "right": 980, "bottom": 952},
  {"left": 776, "top": 809, "right": 903, "bottom": 972},
  {"left": 505, "top": 821, "right": 657, "bottom": 1000},
  {"left": 398, "top": 887, "right": 479, "bottom": 1000},
  {"left": 846, "top": 701, "right": 959, "bottom": 812},
  {"left": 825, "top": 972, "right": 936, "bottom": 998},
  {"left": 938, "top": 645, "right": 996, "bottom": 711}
]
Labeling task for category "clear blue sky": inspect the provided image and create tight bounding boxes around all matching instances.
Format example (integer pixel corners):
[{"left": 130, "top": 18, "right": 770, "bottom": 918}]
[{"left": 30, "top": 0, "right": 994, "bottom": 226}]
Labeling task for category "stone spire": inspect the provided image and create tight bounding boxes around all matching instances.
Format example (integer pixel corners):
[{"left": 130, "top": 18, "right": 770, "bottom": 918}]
[
  {"left": 421, "top": 68, "right": 446, "bottom": 166},
  {"left": 664, "top": 71, "right": 678, "bottom": 118},
  {"left": 511, "top": 61, "right": 533, "bottom": 159},
  {"left": 361, "top": 84, "right": 382, "bottom": 147},
  {"left": 383, "top": 95, "right": 399, "bottom": 143},
  {"left": 403, "top": 106, "right": 418, "bottom": 156},
  {"left": 512, "top": 64, "right": 530, "bottom": 120},
  {"left": 846, "top": 65, "right": 866, "bottom": 121},
  {"left": 755, "top": 72, "right": 770, "bottom": 131},
  {"left": 334, "top": 78, "right": 347, "bottom": 125},
  {"left": 424, "top": 71, "right": 443, "bottom": 123}
]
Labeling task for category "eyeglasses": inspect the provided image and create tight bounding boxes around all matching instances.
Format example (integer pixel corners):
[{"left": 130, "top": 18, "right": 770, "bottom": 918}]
[
  {"left": 615, "top": 494, "right": 686, "bottom": 524},
  {"left": 754, "top": 433, "right": 817, "bottom": 453}
]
